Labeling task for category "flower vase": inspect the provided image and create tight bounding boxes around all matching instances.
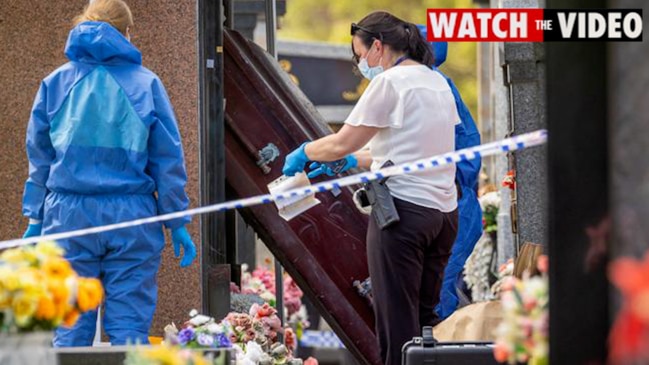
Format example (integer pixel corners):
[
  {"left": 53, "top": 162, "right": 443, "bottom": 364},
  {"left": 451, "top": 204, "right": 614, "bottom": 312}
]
[{"left": 0, "top": 332, "right": 57, "bottom": 365}]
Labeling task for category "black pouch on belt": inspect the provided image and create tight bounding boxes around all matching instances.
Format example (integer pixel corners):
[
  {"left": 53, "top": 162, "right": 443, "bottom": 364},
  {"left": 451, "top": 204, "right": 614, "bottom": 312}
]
[{"left": 365, "top": 160, "right": 400, "bottom": 230}]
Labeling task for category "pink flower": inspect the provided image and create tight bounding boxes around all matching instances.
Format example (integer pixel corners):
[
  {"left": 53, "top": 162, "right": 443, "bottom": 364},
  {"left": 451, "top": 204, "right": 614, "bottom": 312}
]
[
  {"left": 284, "top": 277, "right": 303, "bottom": 298},
  {"left": 285, "top": 297, "right": 302, "bottom": 316},
  {"left": 252, "top": 268, "right": 276, "bottom": 294},
  {"left": 502, "top": 276, "right": 517, "bottom": 292},
  {"left": 261, "top": 315, "right": 282, "bottom": 332},
  {"left": 523, "top": 297, "right": 538, "bottom": 312},
  {"left": 225, "top": 312, "right": 252, "bottom": 329},
  {"left": 537, "top": 255, "right": 549, "bottom": 274},
  {"left": 285, "top": 327, "right": 297, "bottom": 351},
  {"left": 251, "top": 303, "right": 277, "bottom": 319},
  {"left": 493, "top": 342, "right": 509, "bottom": 363},
  {"left": 244, "top": 328, "right": 257, "bottom": 342},
  {"left": 267, "top": 330, "right": 278, "bottom": 342}
]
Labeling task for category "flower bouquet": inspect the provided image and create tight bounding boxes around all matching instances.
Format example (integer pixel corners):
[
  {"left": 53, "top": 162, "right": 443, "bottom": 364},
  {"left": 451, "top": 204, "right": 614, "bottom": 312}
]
[
  {"left": 502, "top": 170, "right": 516, "bottom": 190},
  {"left": 479, "top": 191, "right": 501, "bottom": 235},
  {"left": 494, "top": 256, "right": 548, "bottom": 365},
  {"left": 164, "top": 305, "right": 314, "bottom": 365},
  {"left": 0, "top": 241, "right": 104, "bottom": 364},
  {"left": 236, "top": 264, "right": 311, "bottom": 336},
  {"left": 464, "top": 234, "right": 497, "bottom": 302},
  {"left": 0, "top": 241, "right": 103, "bottom": 332},
  {"left": 164, "top": 309, "right": 232, "bottom": 349}
]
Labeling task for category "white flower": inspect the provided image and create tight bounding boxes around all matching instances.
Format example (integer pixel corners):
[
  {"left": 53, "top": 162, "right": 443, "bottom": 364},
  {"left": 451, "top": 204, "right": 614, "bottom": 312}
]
[
  {"left": 233, "top": 345, "right": 253, "bottom": 365},
  {"left": 189, "top": 309, "right": 199, "bottom": 317},
  {"left": 206, "top": 323, "right": 221, "bottom": 334},
  {"left": 163, "top": 322, "right": 179, "bottom": 337},
  {"left": 464, "top": 234, "right": 496, "bottom": 302},
  {"left": 243, "top": 341, "right": 265, "bottom": 363},
  {"left": 237, "top": 358, "right": 256, "bottom": 365},
  {"left": 232, "top": 343, "right": 244, "bottom": 357},
  {"left": 189, "top": 314, "right": 212, "bottom": 327},
  {"left": 479, "top": 191, "right": 501, "bottom": 210},
  {"left": 260, "top": 291, "right": 276, "bottom": 302}
]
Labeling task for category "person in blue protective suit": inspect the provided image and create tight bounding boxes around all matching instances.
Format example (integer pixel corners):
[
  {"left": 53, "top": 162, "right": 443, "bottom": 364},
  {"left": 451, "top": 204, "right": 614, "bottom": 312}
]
[
  {"left": 21, "top": 0, "right": 196, "bottom": 346},
  {"left": 417, "top": 25, "right": 484, "bottom": 320}
]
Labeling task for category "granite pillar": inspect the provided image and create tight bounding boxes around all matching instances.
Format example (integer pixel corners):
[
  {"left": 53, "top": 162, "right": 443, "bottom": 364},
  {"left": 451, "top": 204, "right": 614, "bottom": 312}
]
[
  {"left": 502, "top": 0, "right": 547, "bottom": 249},
  {"left": 0, "top": 0, "right": 201, "bottom": 337}
]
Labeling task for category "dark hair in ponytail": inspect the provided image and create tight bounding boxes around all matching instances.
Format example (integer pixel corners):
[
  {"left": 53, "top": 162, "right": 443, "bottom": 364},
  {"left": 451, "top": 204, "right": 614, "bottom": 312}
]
[{"left": 352, "top": 11, "right": 434, "bottom": 67}]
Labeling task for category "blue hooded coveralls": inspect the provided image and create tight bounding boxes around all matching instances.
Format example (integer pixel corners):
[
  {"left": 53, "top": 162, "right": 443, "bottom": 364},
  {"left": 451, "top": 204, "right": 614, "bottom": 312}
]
[
  {"left": 419, "top": 29, "right": 483, "bottom": 319},
  {"left": 22, "top": 22, "right": 190, "bottom": 346}
]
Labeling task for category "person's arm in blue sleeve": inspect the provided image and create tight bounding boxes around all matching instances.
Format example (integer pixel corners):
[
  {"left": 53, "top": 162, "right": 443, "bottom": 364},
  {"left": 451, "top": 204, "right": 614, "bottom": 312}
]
[
  {"left": 22, "top": 81, "right": 54, "bottom": 236},
  {"left": 148, "top": 78, "right": 191, "bottom": 230},
  {"left": 149, "top": 78, "right": 196, "bottom": 267}
]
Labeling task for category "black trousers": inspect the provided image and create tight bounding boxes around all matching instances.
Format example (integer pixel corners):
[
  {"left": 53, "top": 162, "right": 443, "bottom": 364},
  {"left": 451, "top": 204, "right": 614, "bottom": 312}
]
[{"left": 367, "top": 197, "right": 458, "bottom": 365}]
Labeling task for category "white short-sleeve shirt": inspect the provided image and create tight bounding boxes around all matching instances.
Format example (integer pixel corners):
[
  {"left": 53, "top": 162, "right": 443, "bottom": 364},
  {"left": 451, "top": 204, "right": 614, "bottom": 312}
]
[{"left": 345, "top": 65, "right": 459, "bottom": 212}]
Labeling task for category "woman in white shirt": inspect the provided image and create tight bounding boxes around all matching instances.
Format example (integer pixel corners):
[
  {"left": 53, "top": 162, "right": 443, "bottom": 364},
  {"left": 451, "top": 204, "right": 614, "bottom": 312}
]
[{"left": 282, "top": 11, "right": 459, "bottom": 365}]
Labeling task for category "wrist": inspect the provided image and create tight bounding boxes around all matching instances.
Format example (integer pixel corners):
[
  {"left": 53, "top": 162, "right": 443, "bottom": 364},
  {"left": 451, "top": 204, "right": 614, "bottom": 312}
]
[
  {"left": 347, "top": 154, "right": 358, "bottom": 168},
  {"left": 301, "top": 142, "right": 311, "bottom": 160}
]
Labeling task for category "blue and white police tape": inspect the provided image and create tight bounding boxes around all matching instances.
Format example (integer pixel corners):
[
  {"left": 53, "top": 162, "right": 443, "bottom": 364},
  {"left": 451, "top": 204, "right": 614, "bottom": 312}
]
[
  {"left": 0, "top": 129, "right": 547, "bottom": 250},
  {"left": 299, "top": 330, "right": 346, "bottom": 349}
]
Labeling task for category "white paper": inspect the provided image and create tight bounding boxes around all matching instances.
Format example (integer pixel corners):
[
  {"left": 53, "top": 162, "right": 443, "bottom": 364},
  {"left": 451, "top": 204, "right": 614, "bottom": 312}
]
[{"left": 267, "top": 173, "right": 321, "bottom": 221}]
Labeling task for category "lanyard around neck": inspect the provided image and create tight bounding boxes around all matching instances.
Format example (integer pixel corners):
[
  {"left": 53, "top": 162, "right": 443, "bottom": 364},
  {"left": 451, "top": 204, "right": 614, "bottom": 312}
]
[{"left": 393, "top": 55, "right": 408, "bottom": 66}]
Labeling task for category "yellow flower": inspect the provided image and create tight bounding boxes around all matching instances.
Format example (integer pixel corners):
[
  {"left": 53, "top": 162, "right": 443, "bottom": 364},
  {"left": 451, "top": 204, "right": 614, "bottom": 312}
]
[
  {"left": 189, "top": 353, "right": 210, "bottom": 365},
  {"left": 54, "top": 301, "right": 71, "bottom": 324},
  {"left": 0, "top": 292, "right": 10, "bottom": 309},
  {"left": 0, "top": 248, "right": 37, "bottom": 267},
  {"left": 12, "top": 293, "right": 39, "bottom": 327},
  {"left": 15, "top": 268, "right": 45, "bottom": 297},
  {"left": 63, "top": 309, "right": 80, "bottom": 328},
  {"left": 140, "top": 345, "right": 185, "bottom": 365},
  {"left": 0, "top": 267, "right": 21, "bottom": 292},
  {"left": 34, "top": 241, "right": 64, "bottom": 259},
  {"left": 76, "top": 278, "right": 104, "bottom": 312},
  {"left": 48, "top": 277, "right": 71, "bottom": 304},
  {"left": 35, "top": 295, "right": 58, "bottom": 322},
  {"left": 129, "top": 344, "right": 211, "bottom": 365},
  {"left": 42, "top": 257, "right": 74, "bottom": 280}
]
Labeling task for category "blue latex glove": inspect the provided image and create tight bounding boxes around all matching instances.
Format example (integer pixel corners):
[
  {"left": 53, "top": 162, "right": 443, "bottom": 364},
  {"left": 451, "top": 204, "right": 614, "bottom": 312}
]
[
  {"left": 171, "top": 226, "right": 197, "bottom": 268},
  {"left": 282, "top": 142, "right": 310, "bottom": 177},
  {"left": 23, "top": 223, "right": 42, "bottom": 238},
  {"left": 307, "top": 154, "right": 358, "bottom": 178}
]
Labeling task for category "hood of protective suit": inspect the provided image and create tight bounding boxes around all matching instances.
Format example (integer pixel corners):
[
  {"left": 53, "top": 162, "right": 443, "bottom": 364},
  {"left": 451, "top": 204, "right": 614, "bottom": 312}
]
[
  {"left": 64, "top": 21, "right": 142, "bottom": 65},
  {"left": 416, "top": 24, "right": 448, "bottom": 67}
]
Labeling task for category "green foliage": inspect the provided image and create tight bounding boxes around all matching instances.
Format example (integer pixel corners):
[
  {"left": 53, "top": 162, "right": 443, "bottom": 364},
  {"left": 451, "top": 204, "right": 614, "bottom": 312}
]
[
  {"left": 483, "top": 205, "right": 499, "bottom": 233},
  {"left": 278, "top": 0, "right": 478, "bottom": 117}
]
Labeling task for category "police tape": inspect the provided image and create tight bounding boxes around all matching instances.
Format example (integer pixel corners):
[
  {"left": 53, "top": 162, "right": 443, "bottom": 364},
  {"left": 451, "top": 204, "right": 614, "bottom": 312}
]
[{"left": 0, "top": 129, "right": 547, "bottom": 250}]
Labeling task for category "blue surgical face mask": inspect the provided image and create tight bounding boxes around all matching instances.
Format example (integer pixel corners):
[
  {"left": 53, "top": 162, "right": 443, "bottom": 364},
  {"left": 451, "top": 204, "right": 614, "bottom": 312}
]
[{"left": 358, "top": 46, "right": 383, "bottom": 80}]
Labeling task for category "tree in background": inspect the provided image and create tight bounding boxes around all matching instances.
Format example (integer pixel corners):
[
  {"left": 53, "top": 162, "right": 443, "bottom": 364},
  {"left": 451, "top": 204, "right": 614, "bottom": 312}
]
[{"left": 278, "top": 0, "right": 478, "bottom": 118}]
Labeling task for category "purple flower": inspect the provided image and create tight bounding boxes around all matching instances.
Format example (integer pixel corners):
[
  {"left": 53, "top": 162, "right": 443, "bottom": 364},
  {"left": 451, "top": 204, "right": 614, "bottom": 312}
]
[
  {"left": 215, "top": 333, "right": 232, "bottom": 348},
  {"left": 178, "top": 328, "right": 195, "bottom": 345},
  {"left": 197, "top": 333, "right": 215, "bottom": 347}
]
